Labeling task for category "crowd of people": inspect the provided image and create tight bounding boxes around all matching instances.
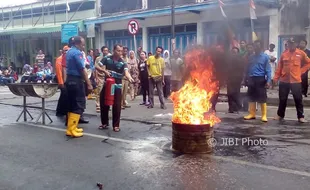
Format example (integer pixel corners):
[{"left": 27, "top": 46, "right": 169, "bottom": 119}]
[
  {"left": 0, "top": 65, "right": 18, "bottom": 85},
  {"left": 6, "top": 34, "right": 307, "bottom": 138},
  {"left": 55, "top": 36, "right": 185, "bottom": 137},
  {"left": 212, "top": 38, "right": 310, "bottom": 123}
]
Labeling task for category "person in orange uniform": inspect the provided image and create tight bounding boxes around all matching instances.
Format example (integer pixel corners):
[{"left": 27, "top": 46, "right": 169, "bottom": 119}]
[
  {"left": 56, "top": 46, "right": 69, "bottom": 117},
  {"left": 273, "top": 38, "right": 310, "bottom": 123}
]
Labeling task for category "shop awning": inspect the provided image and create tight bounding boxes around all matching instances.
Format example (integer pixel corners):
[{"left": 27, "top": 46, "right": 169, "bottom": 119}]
[{"left": 0, "top": 21, "right": 85, "bottom": 35}]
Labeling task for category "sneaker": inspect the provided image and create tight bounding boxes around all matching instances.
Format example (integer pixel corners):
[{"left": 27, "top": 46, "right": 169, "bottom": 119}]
[
  {"left": 298, "top": 118, "right": 307, "bottom": 123},
  {"left": 161, "top": 105, "right": 167, "bottom": 110},
  {"left": 140, "top": 102, "right": 146, "bottom": 105}
]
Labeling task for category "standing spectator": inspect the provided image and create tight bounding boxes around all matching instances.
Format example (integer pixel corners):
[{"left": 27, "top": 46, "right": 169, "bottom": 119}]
[
  {"left": 241, "top": 43, "right": 255, "bottom": 111},
  {"left": 285, "top": 43, "right": 288, "bottom": 51},
  {"left": 299, "top": 39, "right": 310, "bottom": 97},
  {"left": 227, "top": 47, "right": 245, "bottom": 113},
  {"left": 210, "top": 42, "right": 226, "bottom": 112},
  {"left": 264, "top": 43, "right": 277, "bottom": 89},
  {"left": 138, "top": 51, "right": 149, "bottom": 105},
  {"left": 94, "top": 49, "right": 100, "bottom": 60},
  {"left": 94, "top": 46, "right": 109, "bottom": 113},
  {"left": 170, "top": 49, "right": 184, "bottom": 92},
  {"left": 244, "top": 40, "right": 271, "bottom": 122},
  {"left": 87, "top": 49, "right": 96, "bottom": 100},
  {"left": 36, "top": 50, "right": 45, "bottom": 69},
  {"left": 128, "top": 50, "right": 140, "bottom": 101},
  {"left": 148, "top": 52, "right": 152, "bottom": 57},
  {"left": 56, "top": 46, "right": 69, "bottom": 117},
  {"left": 87, "top": 49, "right": 95, "bottom": 71},
  {"left": 273, "top": 38, "right": 310, "bottom": 123},
  {"left": 59, "top": 49, "right": 63, "bottom": 56},
  {"left": 137, "top": 46, "right": 143, "bottom": 60},
  {"left": 239, "top": 40, "right": 247, "bottom": 57},
  {"left": 147, "top": 46, "right": 166, "bottom": 109},
  {"left": 163, "top": 50, "right": 172, "bottom": 99},
  {"left": 121, "top": 47, "right": 130, "bottom": 109}
]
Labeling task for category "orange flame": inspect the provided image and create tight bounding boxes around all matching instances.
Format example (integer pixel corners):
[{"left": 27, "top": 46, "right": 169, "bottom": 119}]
[{"left": 170, "top": 47, "right": 221, "bottom": 127}]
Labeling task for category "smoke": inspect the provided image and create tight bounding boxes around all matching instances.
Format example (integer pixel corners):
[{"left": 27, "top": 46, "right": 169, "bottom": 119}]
[{"left": 182, "top": 45, "right": 245, "bottom": 89}]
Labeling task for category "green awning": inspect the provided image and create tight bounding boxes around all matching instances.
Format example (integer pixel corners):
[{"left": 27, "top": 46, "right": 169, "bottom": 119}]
[{"left": 0, "top": 21, "right": 85, "bottom": 35}]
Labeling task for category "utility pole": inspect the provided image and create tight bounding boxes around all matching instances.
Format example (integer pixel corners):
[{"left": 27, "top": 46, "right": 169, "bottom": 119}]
[
  {"left": 171, "top": 0, "right": 175, "bottom": 52},
  {"left": 66, "top": 0, "right": 69, "bottom": 23}
]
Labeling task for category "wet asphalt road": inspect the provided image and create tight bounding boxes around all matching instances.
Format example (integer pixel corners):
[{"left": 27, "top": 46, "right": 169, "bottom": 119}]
[{"left": 1, "top": 102, "right": 310, "bottom": 190}]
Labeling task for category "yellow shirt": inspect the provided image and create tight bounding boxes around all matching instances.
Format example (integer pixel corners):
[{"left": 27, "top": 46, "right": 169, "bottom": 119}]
[{"left": 147, "top": 55, "right": 165, "bottom": 77}]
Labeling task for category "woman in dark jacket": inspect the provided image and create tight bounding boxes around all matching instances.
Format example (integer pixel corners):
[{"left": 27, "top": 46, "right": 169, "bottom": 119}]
[{"left": 138, "top": 51, "right": 150, "bottom": 106}]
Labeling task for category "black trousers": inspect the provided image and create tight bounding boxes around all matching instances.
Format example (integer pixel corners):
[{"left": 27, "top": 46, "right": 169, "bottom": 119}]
[
  {"left": 211, "top": 91, "right": 219, "bottom": 111},
  {"left": 240, "top": 92, "right": 249, "bottom": 111},
  {"left": 227, "top": 81, "right": 242, "bottom": 112},
  {"left": 140, "top": 76, "right": 149, "bottom": 103},
  {"left": 163, "top": 76, "right": 171, "bottom": 98},
  {"left": 100, "top": 86, "right": 122, "bottom": 127},
  {"left": 247, "top": 76, "right": 267, "bottom": 103},
  {"left": 301, "top": 71, "right": 308, "bottom": 96},
  {"left": 56, "top": 88, "right": 68, "bottom": 116},
  {"left": 66, "top": 75, "right": 86, "bottom": 115},
  {"left": 277, "top": 82, "right": 304, "bottom": 119}
]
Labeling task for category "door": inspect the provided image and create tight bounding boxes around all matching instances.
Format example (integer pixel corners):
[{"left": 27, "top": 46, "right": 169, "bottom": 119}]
[
  {"left": 105, "top": 36, "right": 142, "bottom": 52},
  {"left": 148, "top": 32, "right": 196, "bottom": 55}
]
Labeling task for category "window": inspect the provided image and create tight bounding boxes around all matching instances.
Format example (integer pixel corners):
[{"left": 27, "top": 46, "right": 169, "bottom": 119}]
[
  {"left": 160, "top": 26, "right": 171, "bottom": 34},
  {"left": 185, "top": 24, "right": 197, "bottom": 32},
  {"left": 175, "top": 25, "right": 185, "bottom": 33},
  {"left": 148, "top": 27, "right": 160, "bottom": 35}
]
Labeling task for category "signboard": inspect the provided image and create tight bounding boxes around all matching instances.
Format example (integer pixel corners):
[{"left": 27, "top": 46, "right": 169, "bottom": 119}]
[
  {"left": 61, "top": 23, "right": 78, "bottom": 44},
  {"left": 128, "top": 20, "right": 139, "bottom": 35},
  {"left": 87, "top": 24, "right": 95, "bottom": 38}
]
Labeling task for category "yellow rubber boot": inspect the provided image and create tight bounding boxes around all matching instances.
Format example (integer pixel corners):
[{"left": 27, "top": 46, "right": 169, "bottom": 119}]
[
  {"left": 66, "top": 112, "right": 83, "bottom": 138},
  {"left": 244, "top": 102, "right": 256, "bottom": 120},
  {"left": 261, "top": 103, "right": 268, "bottom": 122},
  {"left": 67, "top": 113, "right": 83, "bottom": 132}
]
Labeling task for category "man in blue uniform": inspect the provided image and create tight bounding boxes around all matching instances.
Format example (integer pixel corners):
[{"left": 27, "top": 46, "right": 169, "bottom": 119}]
[
  {"left": 98, "top": 44, "right": 134, "bottom": 132},
  {"left": 244, "top": 40, "right": 271, "bottom": 122},
  {"left": 66, "top": 36, "right": 93, "bottom": 138}
]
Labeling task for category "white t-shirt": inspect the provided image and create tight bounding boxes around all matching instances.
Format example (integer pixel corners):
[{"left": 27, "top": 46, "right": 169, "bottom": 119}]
[
  {"left": 264, "top": 49, "right": 277, "bottom": 78},
  {"left": 264, "top": 50, "right": 277, "bottom": 65}
]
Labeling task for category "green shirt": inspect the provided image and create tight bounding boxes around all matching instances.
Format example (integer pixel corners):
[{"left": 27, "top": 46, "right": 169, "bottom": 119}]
[{"left": 240, "top": 48, "right": 247, "bottom": 57}]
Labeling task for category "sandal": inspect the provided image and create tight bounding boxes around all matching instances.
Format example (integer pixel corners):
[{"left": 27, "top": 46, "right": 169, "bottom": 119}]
[
  {"left": 113, "top": 127, "right": 120, "bottom": 132},
  {"left": 96, "top": 107, "right": 100, "bottom": 113},
  {"left": 98, "top": 124, "right": 109, "bottom": 130}
]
